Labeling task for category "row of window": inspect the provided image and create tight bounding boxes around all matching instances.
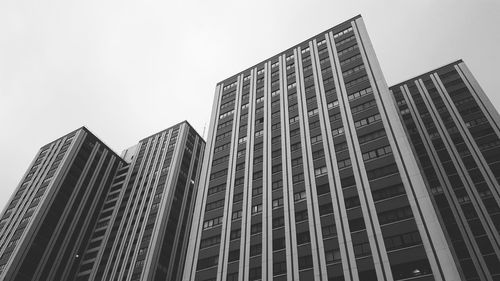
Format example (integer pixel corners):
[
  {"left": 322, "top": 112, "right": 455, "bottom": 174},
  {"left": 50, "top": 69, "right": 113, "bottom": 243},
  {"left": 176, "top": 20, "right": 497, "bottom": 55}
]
[
  {"left": 351, "top": 99, "right": 377, "bottom": 114},
  {"left": 343, "top": 64, "right": 365, "bottom": 77},
  {"left": 354, "top": 113, "right": 381, "bottom": 128},
  {"left": 362, "top": 145, "right": 392, "bottom": 161}
]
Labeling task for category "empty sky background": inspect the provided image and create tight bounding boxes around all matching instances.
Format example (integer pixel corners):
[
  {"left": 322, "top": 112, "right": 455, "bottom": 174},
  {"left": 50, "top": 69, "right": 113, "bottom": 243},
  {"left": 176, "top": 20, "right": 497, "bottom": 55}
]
[{"left": 1, "top": 0, "right": 499, "bottom": 210}]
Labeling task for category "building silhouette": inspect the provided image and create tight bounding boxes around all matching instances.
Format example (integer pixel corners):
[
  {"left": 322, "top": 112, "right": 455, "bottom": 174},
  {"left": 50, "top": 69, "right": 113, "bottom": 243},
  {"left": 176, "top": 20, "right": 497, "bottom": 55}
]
[
  {"left": 182, "top": 15, "right": 462, "bottom": 281},
  {"left": 390, "top": 60, "right": 500, "bottom": 281}
]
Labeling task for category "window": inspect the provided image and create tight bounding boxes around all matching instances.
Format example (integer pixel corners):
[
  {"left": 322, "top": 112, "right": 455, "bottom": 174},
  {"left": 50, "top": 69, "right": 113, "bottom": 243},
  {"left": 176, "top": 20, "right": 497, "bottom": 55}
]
[
  {"left": 322, "top": 223, "right": 336, "bottom": 238},
  {"left": 345, "top": 196, "right": 360, "bottom": 209},
  {"left": 351, "top": 99, "right": 377, "bottom": 113},
  {"left": 325, "top": 249, "right": 341, "bottom": 263},
  {"left": 273, "top": 216, "right": 285, "bottom": 228},
  {"left": 249, "top": 266, "right": 261, "bottom": 281},
  {"left": 273, "top": 261, "right": 287, "bottom": 276},
  {"left": 319, "top": 203, "right": 333, "bottom": 215},
  {"left": 200, "top": 235, "right": 221, "bottom": 249},
  {"left": 362, "top": 145, "right": 392, "bottom": 161},
  {"left": 296, "top": 231, "right": 310, "bottom": 245},
  {"left": 333, "top": 26, "right": 353, "bottom": 38},
  {"left": 272, "top": 180, "right": 283, "bottom": 190},
  {"left": 203, "top": 216, "right": 223, "bottom": 229},
  {"left": 214, "top": 143, "right": 230, "bottom": 153},
  {"left": 251, "top": 223, "right": 262, "bottom": 234},
  {"left": 293, "top": 173, "right": 304, "bottom": 183},
  {"left": 233, "top": 193, "right": 243, "bottom": 203},
  {"left": 291, "top": 157, "right": 302, "bottom": 167},
  {"left": 308, "top": 108, "right": 319, "bottom": 117},
  {"left": 295, "top": 210, "right": 308, "bottom": 222},
  {"left": 219, "top": 110, "right": 234, "bottom": 120},
  {"left": 345, "top": 75, "right": 369, "bottom": 88},
  {"left": 234, "top": 177, "right": 244, "bottom": 185},
  {"left": 358, "top": 129, "right": 385, "bottom": 144},
  {"left": 298, "top": 255, "right": 313, "bottom": 270},
  {"left": 236, "top": 163, "right": 245, "bottom": 171},
  {"left": 232, "top": 210, "right": 242, "bottom": 220},
  {"left": 367, "top": 163, "right": 398, "bottom": 180},
  {"left": 314, "top": 166, "right": 328, "bottom": 177},
  {"left": 210, "top": 169, "right": 227, "bottom": 180},
  {"left": 354, "top": 114, "right": 381, "bottom": 128},
  {"left": 289, "top": 115, "right": 300, "bottom": 124},
  {"left": 384, "top": 231, "right": 422, "bottom": 251},
  {"left": 230, "top": 229, "right": 241, "bottom": 240},
  {"left": 251, "top": 204, "right": 262, "bottom": 214},
  {"left": 337, "top": 158, "right": 351, "bottom": 169},
  {"left": 252, "top": 186, "right": 262, "bottom": 197},
  {"left": 273, "top": 238, "right": 286, "bottom": 251},
  {"left": 353, "top": 242, "right": 371, "bottom": 257},
  {"left": 378, "top": 206, "right": 413, "bottom": 225},
  {"left": 348, "top": 87, "right": 373, "bottom": 101},
  {"left": 272, "top": 197, "right": 284, "bottom": 208},
  {"left": 294, "top": 191, "right": 306, "bottom": 201},
  {"left": 205, "top": 199, "right": 225, "bottom": 211},
  {"left": 255, "top": 130, "right": 264, "bottom": 138},
  {"left": 227, "top": 249, "right": 240, "bottom": 262},
  {"left": 343, "top": 64, "right": 365, "bottom": 77},
  {"left": 290, "top": 128, "right": 300, "bottom": 137},
  {"left": 250, "top": 243, "right": 262, "bottom": 257},
  {"left": 332, "top": 127, "right": 344, "bottom": 136},
  {"left": 237, "top": 149, "right": 246, "bottom": 158},
  {"left": 238, "top": 136, "right": 247, "bottom": 144},
  {"left": 340, "top": 53, "right": 362, "bottom": 66},
  {"left": 197, "top": 255, "right": 219, "bottom": 270},
  {"left": 311, "top": 135, "right": 322, "bottom": 144}
]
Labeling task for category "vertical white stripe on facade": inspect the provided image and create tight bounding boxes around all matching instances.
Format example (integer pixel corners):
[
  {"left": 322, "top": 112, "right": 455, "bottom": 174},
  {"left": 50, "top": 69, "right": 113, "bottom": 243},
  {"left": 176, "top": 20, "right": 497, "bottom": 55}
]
[
  {"left": 295, "top": 43, "right": 327, "bottom": 281},
  {"left": 138, "top": 130, "right": 172, "bottom": 281},
  {"left": 325, "top": 31, "right": 358, "bottom": 281},
  {"left": 281, "top": 52, "right": 300, "bottom": 281},
  {"left": 241, "top": 68, "right": 257, "bottom": 281},
  {"left": 335, "top": 22, "right": 389, "bottom": 281},
  {"left": 182, "top": 85, "right": 223, "bottom": 281},
  {"left": 261, "top": 62, "right": 271, "bottom": 280},
  {"left": 218, "top": 74, "right": 243, "bottom": 281}
]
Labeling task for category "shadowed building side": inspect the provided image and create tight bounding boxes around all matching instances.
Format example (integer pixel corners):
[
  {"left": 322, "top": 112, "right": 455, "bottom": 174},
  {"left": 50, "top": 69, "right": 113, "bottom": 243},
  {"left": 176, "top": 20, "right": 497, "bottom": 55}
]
[{"left": 390, "top": 60, "right": 500, "bottom": 281}]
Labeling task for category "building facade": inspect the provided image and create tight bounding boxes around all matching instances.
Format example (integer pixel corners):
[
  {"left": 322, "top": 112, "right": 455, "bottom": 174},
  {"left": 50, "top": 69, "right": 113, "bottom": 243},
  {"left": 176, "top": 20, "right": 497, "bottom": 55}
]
[
  {"left": 0, "top": 127, "right": 125, "bottom": 281},
  {"left": 0, "top": 121, "right": 205, "bottom": 281},
  {"left": 183, "top": 16, "right": 461, "bottom": 281},
  {"left": 390, "top": 61, "right": 500, "bottom": 281}
]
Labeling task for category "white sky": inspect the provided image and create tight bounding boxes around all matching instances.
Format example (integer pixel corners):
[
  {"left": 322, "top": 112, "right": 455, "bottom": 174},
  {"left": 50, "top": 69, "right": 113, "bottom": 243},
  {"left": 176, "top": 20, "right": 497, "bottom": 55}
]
[{"left": 1, "top": 0, "right": 499, "bottom": 210}]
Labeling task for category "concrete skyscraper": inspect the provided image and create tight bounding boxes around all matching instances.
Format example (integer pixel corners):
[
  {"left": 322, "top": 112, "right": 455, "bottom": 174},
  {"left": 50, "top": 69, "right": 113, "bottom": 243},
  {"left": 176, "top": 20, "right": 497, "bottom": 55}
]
[
  {"left": 182, "top": 15, "right": 461, "bottom": 281},
  {"left": 0, "top": 128, "right": 125, "bottom": 280},
  {"left": 390, "top": 60, "right": 500, "bottom": 281},
  {"left": 0, "top": 121, "right": 205, "bottom": 281}
]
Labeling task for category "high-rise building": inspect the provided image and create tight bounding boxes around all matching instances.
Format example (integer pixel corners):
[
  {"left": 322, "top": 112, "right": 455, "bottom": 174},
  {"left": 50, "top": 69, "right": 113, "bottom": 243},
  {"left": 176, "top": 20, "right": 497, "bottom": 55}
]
[
  {"left": 0, "top": 127, "right": 126, "bottom": 281},
  {"left": 0, "top": 121, "right": 205, "bottom": 281},
  {"left": 182, "top": 15, "right": 462, "bottom": 281},
  {"left": 390, "top": 60, "right": 500, "bottom": 281}
]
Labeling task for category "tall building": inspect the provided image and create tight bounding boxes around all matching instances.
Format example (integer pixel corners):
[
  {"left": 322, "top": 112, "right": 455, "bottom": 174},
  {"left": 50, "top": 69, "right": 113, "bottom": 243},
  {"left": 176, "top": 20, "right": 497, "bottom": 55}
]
[
  {"left": 0, "top": 127, "right": 126, "bottom": 281},
  {"left": 390, "top": 60, "right": 500, "bottom": 281},
  {"left": 183, "top": 15, "right": 461, "bottom": 281},
  {"left": 0, "top": 121, "right": 205, "bottom": 281}
]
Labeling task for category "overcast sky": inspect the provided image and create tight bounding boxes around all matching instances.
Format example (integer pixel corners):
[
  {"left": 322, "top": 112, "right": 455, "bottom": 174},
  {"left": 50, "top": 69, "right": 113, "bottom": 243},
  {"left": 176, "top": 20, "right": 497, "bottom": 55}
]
[{"left": 1, "top": 0, "right": 499, "bottom": 210}]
